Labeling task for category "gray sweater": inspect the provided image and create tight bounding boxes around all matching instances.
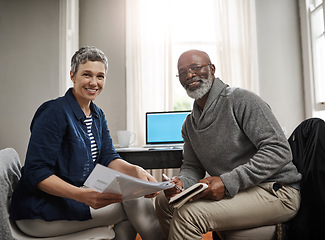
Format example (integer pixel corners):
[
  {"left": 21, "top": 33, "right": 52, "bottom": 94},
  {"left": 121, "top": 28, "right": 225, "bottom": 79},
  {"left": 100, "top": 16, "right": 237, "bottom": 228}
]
[{"left": 178, "top": 78, "right": 301, "bottom": 197}]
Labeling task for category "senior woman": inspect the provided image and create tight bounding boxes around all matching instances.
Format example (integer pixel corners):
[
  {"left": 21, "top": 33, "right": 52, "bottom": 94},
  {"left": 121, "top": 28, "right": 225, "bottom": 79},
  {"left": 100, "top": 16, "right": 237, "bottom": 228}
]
[{"left": 10, "top": 46, "right": 163, "bottom": 239}]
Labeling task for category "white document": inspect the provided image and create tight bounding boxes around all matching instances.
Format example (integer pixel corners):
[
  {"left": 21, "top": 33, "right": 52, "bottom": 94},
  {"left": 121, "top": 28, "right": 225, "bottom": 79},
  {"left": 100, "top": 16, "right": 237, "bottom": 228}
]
[{"left": 84, "top": 164, "right": 174, "bottom": 200}]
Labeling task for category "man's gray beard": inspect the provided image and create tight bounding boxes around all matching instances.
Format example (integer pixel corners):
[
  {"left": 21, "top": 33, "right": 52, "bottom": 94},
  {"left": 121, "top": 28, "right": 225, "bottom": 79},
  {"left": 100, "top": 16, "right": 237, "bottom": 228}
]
[{"left": 185, "top": 74, "right": 214, "bottom": 100}]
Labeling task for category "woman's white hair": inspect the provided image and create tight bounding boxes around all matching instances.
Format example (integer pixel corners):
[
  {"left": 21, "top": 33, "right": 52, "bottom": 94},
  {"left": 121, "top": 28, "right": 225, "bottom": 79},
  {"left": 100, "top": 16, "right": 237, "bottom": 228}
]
[{"left": 71, "top": 46, "right": 108, "bottom": 76}]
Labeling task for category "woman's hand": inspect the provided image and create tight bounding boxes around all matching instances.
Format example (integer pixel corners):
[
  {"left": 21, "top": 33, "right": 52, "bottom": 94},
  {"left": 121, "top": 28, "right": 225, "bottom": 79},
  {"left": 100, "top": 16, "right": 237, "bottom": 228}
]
[
  {"left": 108, "top": 158, "right": 159, "bottom": 198},
  {"left": 77, "top": 187, "right": 122, "bottom": 209},
  {"left": 134, "top": 166, "right": 160, "bottom": 198},
  {"left": 37, "top": 175, "right": 123, "bottom": 209},
  {"left": 134, "top": 165, "right": 157, "bottom": 182},
  {"left": 190, "top": 176, "right": 225, "bottom": 201},
  {"left": 109, "top": 158, "right": 157, "bottom": 180},
  {"left": 163, "top": 177, "right": 183, "bottom": 200}
]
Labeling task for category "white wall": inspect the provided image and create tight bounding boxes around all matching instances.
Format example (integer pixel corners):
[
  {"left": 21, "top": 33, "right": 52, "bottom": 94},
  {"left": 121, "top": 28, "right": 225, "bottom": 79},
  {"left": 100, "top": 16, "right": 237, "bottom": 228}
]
[
  {"left": 79, "top": 0, "right": 126, "bottom": 145},
  {"left": 0, "top": 0, "right": 60, "bottom": 160},
  {"left": 255, "top": 0, "right": 305, "bottom": 136}
]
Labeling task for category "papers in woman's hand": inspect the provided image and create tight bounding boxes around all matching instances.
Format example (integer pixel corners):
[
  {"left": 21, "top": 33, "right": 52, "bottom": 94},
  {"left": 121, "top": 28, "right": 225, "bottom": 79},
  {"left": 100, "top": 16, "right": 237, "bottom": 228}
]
[
  {"left": 169, "top": 183, "right": 208, "bottom": 209},
  {"left": 84, "top": 164, "right": 174, "bottom": 200}
]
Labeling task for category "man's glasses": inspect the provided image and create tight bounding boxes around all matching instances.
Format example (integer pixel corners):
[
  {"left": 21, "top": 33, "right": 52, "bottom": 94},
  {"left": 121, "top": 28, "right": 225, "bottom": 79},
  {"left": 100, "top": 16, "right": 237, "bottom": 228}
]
[{"left": 177, "top": 63, "right": 211, "bottom": 80}]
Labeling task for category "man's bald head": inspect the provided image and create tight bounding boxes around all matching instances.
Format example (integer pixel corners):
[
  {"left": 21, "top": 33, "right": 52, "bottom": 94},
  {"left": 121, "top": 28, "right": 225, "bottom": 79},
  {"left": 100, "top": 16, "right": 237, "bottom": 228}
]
[
  {"left": 177, "top": 50, "right": 212, "bottom": 69},
  {"left": 176, "top": 50, "right": 216, "bottom": 102}
]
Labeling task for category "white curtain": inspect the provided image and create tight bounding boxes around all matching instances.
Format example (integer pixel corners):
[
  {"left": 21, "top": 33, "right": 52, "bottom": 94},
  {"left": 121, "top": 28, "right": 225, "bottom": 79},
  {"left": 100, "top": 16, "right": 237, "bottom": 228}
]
[
  {"left": 215, "top": 0, "right": 259, "bottom": 91},
  {"left": 126, "top": 0, "right": 173, "bottom": 147},
  {"left": 126, "top": 0, "right": 258, "bottom": 179}
]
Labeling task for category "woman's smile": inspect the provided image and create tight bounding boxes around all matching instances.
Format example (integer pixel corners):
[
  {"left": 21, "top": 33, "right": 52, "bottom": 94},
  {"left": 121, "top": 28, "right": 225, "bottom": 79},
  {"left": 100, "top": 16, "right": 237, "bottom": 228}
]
[{"left": 71, "top": 60, "right": 106, "bottom": 111}]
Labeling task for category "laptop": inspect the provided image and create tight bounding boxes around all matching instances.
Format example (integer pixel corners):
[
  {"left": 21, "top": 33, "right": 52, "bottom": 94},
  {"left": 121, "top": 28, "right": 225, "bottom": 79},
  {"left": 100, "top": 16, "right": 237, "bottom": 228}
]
[{"left": 144, "top": 111, "right": 191, "bottom": 149}]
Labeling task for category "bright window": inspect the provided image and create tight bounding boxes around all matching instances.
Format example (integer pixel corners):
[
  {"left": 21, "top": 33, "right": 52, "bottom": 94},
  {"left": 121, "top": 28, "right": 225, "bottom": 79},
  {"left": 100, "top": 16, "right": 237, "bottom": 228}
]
[
  {"left": 310, "top": 0, "right": 325, "bottom": 108},
  {"left": 170, "top": 0, "right": 219, "bottom": 110},
  {"left": 300, "top": 0, "right": 325, "bottom": 118}
]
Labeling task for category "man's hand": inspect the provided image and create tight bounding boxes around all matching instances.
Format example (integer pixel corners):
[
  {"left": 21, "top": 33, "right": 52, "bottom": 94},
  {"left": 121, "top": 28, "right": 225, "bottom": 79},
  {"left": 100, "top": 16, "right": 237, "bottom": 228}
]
[
  {"left": 191, "top": 176, "right": 225, "bottom": 201},
  {"left": 163, "top": 177, "right": 183, "bottom": 200}
]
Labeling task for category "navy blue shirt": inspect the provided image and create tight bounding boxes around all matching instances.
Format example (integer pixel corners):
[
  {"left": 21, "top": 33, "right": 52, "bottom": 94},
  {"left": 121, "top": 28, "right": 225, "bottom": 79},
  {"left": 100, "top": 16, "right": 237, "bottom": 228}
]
[{"left": 10, "top": 88, "right": 120, "bottom": 221}]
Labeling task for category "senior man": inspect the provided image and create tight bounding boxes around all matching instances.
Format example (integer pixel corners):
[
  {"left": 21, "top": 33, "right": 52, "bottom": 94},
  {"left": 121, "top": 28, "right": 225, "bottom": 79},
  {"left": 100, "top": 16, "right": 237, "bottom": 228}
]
[{"left": 155, "top": 50, "right": 301, "bottom": 240}]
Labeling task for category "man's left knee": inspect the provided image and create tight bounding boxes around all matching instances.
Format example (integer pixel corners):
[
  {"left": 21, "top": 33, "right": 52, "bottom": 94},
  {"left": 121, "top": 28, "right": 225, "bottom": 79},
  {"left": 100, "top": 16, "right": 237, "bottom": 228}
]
[{"left": 155, "top": 192, "right": 171, "bottom": 214}]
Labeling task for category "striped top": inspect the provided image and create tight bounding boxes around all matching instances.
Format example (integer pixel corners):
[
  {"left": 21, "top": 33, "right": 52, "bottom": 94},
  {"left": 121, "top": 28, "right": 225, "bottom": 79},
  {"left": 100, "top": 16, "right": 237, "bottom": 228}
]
[{"left": 84, "top": 116, "right": 98, "bottom": 162}]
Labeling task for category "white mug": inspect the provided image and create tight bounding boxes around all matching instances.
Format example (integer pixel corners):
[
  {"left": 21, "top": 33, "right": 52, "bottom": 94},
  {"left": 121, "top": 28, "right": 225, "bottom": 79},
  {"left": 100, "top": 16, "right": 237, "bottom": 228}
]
[{"left": 117, "top": 130, "right": 136, "bottom": 148}]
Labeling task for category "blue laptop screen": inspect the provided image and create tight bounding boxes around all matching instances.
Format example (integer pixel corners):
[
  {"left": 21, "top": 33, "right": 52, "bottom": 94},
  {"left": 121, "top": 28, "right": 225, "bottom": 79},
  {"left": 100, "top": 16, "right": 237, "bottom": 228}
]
[{"left": 146, "top": 111, "right": 191, "bottom": 144}]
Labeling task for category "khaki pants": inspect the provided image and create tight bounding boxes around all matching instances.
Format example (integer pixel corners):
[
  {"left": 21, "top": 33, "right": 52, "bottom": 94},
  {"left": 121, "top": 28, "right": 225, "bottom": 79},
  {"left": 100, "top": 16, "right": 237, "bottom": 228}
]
[
  {"left": 155, "top": 182, "right": 300, "bottom": 240},
  {"left": 17, "top": 198, "right": 164, "bottom": 240}
]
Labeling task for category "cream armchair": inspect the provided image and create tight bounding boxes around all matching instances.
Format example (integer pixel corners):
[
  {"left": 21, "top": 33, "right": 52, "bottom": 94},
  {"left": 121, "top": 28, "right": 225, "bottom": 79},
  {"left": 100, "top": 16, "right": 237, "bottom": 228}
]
[{"left": 0, "top": 148, "right": 115, "bottom": 240}]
